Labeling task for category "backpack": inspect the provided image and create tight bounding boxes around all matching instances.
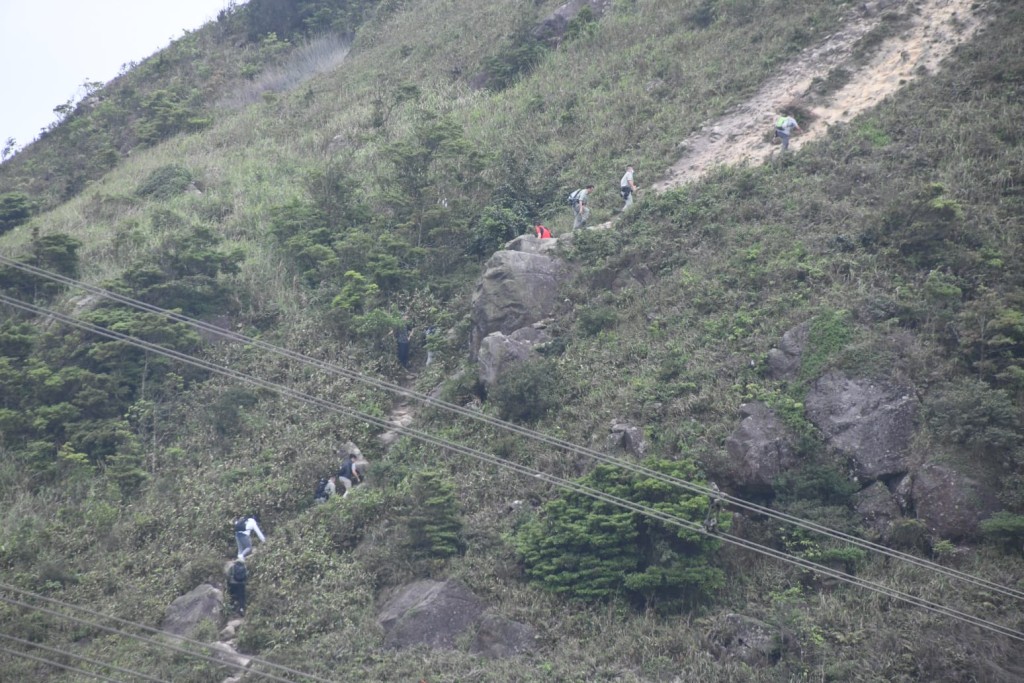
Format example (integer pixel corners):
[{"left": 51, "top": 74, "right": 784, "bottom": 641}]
[
  {"left": 314, "top": 478, "right": 329, "bottom": 500},
  {"left": 231, "top": 561, "right": 248, "bottom": 583},
  {"left": 566, "top": 189, "right": 581, "bottom": 207},
  {"left": 234, "top": 517, "right": 247, "bottom": 533}
]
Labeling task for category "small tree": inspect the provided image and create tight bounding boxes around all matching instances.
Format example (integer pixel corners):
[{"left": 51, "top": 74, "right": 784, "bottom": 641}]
[
  {"left": 405, "top": 470, "right": 463, "bottom": 559},
  {"left": 516, "top": 457, "right": 726, "bottom": 611},
  {"left": 0, "top": 193, "right": 32, "bottom": 234}
]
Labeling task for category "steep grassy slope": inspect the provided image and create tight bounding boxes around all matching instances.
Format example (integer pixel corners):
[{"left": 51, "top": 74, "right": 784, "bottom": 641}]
[{"left": 2, "top": 0, "right": 1024, "bottom": 681}]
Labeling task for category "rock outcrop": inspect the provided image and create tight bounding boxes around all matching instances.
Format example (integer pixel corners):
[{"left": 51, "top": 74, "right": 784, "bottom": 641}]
[
  {"left": 378, "top": 579, "right": 535, "bottom": 657},
  {"left": 707, "top": 613, "right": 778, "bottom": 667},
  {"left": 161, "top": 584, "right": 223, "bottom": 637},
  {"left": 852, "top": 481, "right": 901, "bottom": 540},
  {"left": 766, "top": 322, "right": 810, "bottom": 380},
  {"left": 901, "top": 464, "right": 1000, "bottom": 540},
  {"left": 533, "top": 0, "right": 613, "bottom": 46},
  {"left": 477, "top": 323, "right": 552, "bottom": 390},
  {"left": 470, "top": 249, "right": 566, "bottom": 360},
  {"left": 607, "top": 421, "right": 648, "bottom": 458},
  {"left": 805, "top": 372, "right": 917, "bottom": 482},
  {"left": 722, "top": 402, "right": 799, "bottom": 495}
]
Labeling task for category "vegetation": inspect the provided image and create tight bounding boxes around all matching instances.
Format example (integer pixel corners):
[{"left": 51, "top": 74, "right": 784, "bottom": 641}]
[{"left": 2, "top": 0, "right": 1024, "bottom": 680}]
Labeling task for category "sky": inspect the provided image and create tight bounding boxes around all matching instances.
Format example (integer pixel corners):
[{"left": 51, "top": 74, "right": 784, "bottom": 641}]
[{"left": 1, "top": 0, "right": 239, "bottom": 155}]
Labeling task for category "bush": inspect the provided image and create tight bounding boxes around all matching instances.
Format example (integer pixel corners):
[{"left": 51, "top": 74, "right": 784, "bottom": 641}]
[
  {"left": 979, "top": 512, "right": 1024, "bottom": 553},
  {"left": 488, "top": 359, "right": 562, "bottom": 423},
  {"left": 515, "top": 457, "right": 724, "bottom": 611},
  {"left": 0, "top": 193, "right": 32, "bottom": 234},
  {"left": 136, "top": 165, "right": 194, "bottom": 199}
]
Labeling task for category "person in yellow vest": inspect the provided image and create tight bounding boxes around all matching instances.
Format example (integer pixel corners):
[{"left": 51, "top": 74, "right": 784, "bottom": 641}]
[{"left": 774, "top": 113, "right": 802, "bottom": 151}]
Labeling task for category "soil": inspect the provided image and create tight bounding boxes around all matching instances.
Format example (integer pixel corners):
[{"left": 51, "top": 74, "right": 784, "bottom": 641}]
[{"left": 649, "top": 0, "right": 988, "bottom": 192}]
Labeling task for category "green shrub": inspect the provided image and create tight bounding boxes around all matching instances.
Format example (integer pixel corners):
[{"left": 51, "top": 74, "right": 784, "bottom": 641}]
[
  {"left": 136, "top": 164, "right": 194, "bottom": 199},
  {"left": 488, "top": 359, "right": 562, "bottom": 423},
  {"left": 515, "top": 457, "right": 724, "bottom": 611},
  {"left": 404, "top": 470, "right": 463, "bottom": 559},
  {"left": 979, "top": 512, "right": 1024, "bottom": 553},
  {"left": 0, "top": 192, "right": 32, "bottom": 234},
  {"left": 578, "top": 305, "right": 618, "bottom": 336}
]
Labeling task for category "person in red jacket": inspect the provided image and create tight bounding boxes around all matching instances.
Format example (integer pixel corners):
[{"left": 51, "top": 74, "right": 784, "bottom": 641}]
[{"left": 535, "top": 224, "right": 552, "bottom": 239}]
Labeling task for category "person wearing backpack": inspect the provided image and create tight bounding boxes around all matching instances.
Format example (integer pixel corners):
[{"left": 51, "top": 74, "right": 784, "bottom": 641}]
[
  {"left": 569, "top": 184, "right": 594, "bottom": 230},
  {"left": 314, "top": 476, "right": 336, "bottom": 503},
  {"left": 226, "top": 559, "right": 248, "bottom": 616},
  {"left": 619, "top": 166, "right": 638, "bottom": 212},
  {"left": 774, "top": 113, "right": 802, "bottom": 151},
  {"left": 234, "top": 514, "right": 265, "bottom": 560},
  {"left": 337, "top": 455, "right": 366, "bottom": 497}
]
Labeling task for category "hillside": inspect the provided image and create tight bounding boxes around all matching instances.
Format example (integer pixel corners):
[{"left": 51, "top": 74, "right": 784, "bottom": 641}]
[{"left": 2, "top": 0, "right": 1024, "bottom": 681}]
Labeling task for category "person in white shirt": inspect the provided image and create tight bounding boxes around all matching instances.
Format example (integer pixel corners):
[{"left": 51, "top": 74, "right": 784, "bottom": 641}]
[
  {"left": 234, "top": 514, "right": 265, "bottom": 560},
  {"left": 774, "top": 114, "right": 802, "bottom": 151},
  {"left": 619, "top": 166, "right": 638, "bottom": 211}
]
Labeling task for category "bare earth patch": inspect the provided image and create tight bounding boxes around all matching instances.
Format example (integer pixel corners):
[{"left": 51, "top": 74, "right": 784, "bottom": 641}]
[{"left": 650, "top": 0, "right": 988, "bottom": 192}]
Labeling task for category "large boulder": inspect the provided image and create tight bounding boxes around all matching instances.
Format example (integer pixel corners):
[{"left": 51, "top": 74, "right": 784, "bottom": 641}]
[
  {"left": 804, "top": 372, "right": 917, "bottom": 482},
  {"left": 161, "top": 584, "right": 223, "bottom": 637},
  {"left": 379, "top": 579, "right": 486, "bottom": 650},
  {"left": 852, "top": 481, "right": 901, "bottom": 540},
  {"left": 378, "top": 579, "right": 536, "bottom": 657},
  {"left": 607, "top": 421, "right": 648, "bottom": 458},
  {"left": 469, "top": 613, "right": 538, "bottom": 659},
  {"left": 470, "top": 250, "right": 566, "bottom": 359},
  {"left": 905, "top": 464, "right": 1000, "bottom": 541},
  {"left": 722, "top": 402, "right": 799, "bottom": 495},
  {"left": 533, "top": 0, "right": 613, "bottom": 46},
  {"left": 707, "top": 613, "right": 777, "bottom": 667},
  {"left": 477, "top": 324, "right": 552, "bottom": 390},
  {"left": 505, "top": 234, "right": 560, "bottom": 255},
  {"left": 766, "top": 322, "right": 810, "bottom": 380}
]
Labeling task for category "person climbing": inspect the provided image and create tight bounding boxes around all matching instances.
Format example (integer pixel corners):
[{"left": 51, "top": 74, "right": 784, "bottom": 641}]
[
  {"left": 774, "top": 113, "right": 802, "bottom": 151},
  {"left": 314, "top": 476, "right": 336, "bottom": 503},
  {"left": 226, "top": 559, "right": 248, "bottom": 616},
  {"left": 619, "top": 165, "right": 638, "bottom": 212},
  {"left": 395, "top": 318, "right": 411, "bottom": 369},
  {"left": 535, "top": 224, "right": 552, "bottom": 239},
  {"left": 703, "top": 482, "right": 723, "bottom": 533},
  {"left": 569, "top": 184, "right": 594, "bottom": 230},
  {"left": 234, "top": 514, "right": 265, "bottom": 560},
  {"left": 424, "top": 325, "right": 438, "bottom": 366},
  {"left": 337, "top": 453, "right": 367, "bottom": 497}
]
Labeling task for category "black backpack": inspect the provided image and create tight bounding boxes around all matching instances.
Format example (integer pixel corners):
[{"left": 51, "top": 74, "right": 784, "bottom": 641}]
[
  {"left": 566, "top": 189, "right": 581, "bottom": 207},
  {"left": 233, "top": 517, "right": 247, "bottom": 533},
  {"left": 231, "top": 561, "right": 248, "bottom": 583},
  {"left": 314, "top": 478, "right": 329, "bottom": 500}
]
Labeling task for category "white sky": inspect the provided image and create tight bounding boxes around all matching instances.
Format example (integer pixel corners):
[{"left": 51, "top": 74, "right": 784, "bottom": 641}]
[{"left": 0, "top": 0, "right": 239, "bottom": 154}]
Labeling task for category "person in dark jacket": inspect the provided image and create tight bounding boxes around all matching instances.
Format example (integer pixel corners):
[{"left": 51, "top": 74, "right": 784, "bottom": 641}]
[
  {"left": 395, "top": 319, "right": 411, "bottom": 368},
  {"left": 226, "top": 559, "right": 248, "bottom": 616}
]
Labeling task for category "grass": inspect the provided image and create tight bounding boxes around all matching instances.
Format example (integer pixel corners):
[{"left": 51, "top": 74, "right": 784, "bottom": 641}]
[{"left": 3, "top": 0, "right": 1024, "bottom": 681}]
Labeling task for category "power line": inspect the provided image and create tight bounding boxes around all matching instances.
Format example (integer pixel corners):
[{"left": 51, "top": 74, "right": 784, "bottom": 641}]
[
  {"left": 0, "top": 631, "right": 171, "bottom": 683},
  {"left": 0, "top": 642, "right": 127, "bottom": 683},
  {"left": 3, "top": 256, "right": 1022, "bottom": 603},
  {"left": 2, "top": 292, "right": 1022, "bottom": 644},
  {"left": 0, "top": 589, "right": 332, "bottom": 683}
]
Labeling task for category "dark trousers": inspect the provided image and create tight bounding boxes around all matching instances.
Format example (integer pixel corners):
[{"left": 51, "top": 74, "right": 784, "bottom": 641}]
[{"left": 228, "top": 582, "right": 246, "bottom": 613}]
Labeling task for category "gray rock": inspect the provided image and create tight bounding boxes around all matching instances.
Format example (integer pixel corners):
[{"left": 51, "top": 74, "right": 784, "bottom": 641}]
[
  {"left": 707, "top": 613, "right": 777, "bottom": 667},
  {"left": 766, "top": 322, "right": 810, "bottom": 380},
  {"left": 379, "top": 579, "right": 486, "bottom": 650},
  {"left": 470, "top": 250, "right": 566, "bottom": 359},
  {"left": 608, "top": 421, "right": 648, "bottom": 458},
  {"left": 852, "top": 481, "right": 901, "bottom": 539},
  {"left": 161, "top": 584, "right": 223, "bottom": 637},
  {"left": 470, "top": 613, "right": 537, "bottom": 659},
  {"left": 805, "top": 372, "right": 916, "bottom": 481},
  {"left": 908, "top": 464, "right": 1000, "bottom": 541},
  {"left": 505, "top": 234, "right": 560, "bottom": 255},
  {"left": 207, "top": 641, "right": 251, "bottom": 670},
  {"left": 722, "top": 402, "right": 799, "bottom": 495},
  {"left": 477, "top": 325, "right": 552, "bottom": 390},
  {"left": 533, "top": 0, "right": 613, "bottom": 46}
]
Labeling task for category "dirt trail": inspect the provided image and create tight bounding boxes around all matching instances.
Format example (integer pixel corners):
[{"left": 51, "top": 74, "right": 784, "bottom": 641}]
[{"left": 649, "top": 0, "right": 987, "bottom": 192}]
